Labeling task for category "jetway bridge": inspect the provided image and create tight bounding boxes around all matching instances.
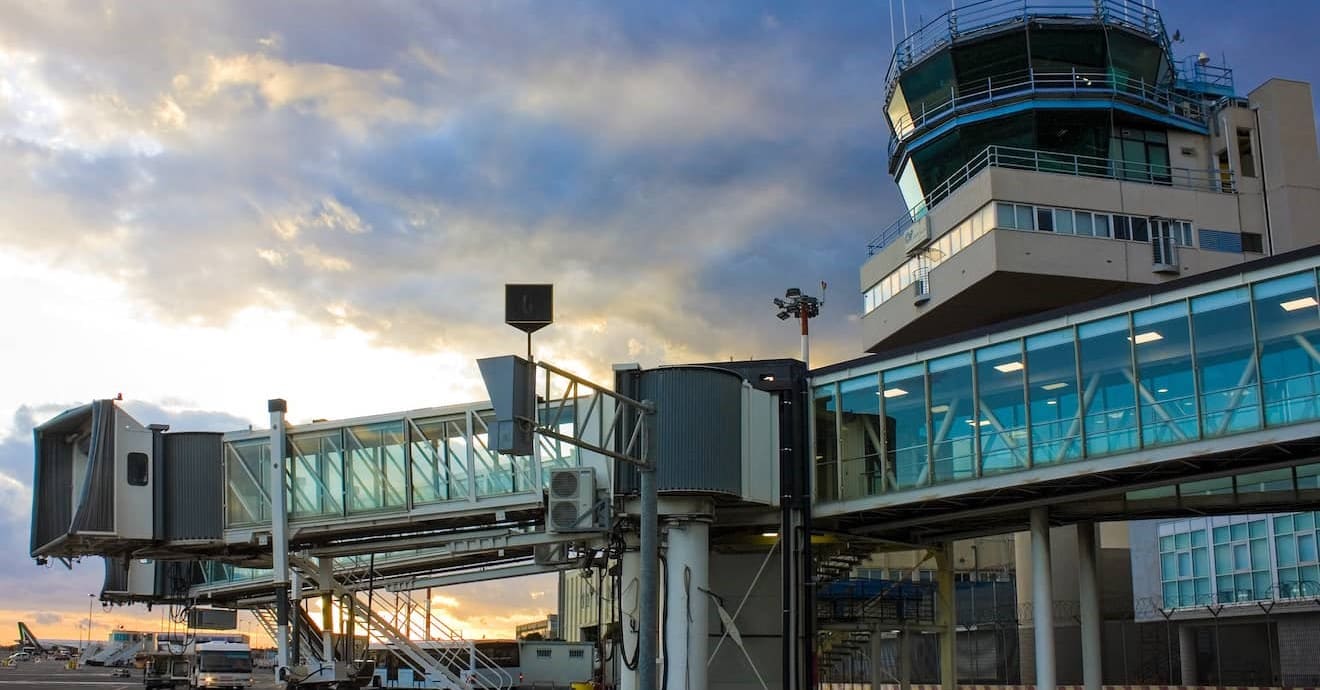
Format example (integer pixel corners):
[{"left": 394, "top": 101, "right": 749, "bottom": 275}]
[{"left": 24, "top": 248, "right": 1320, "bottom": 690}]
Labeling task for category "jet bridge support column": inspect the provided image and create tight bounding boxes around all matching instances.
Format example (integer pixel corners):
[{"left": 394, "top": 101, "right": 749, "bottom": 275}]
[
  {"left": 318, "top": 557, "right": 335, "bottom": 666},
  {"left": 269, "top": 399, "right": 290, "bottom": 680},
  {"left": 619, "top": 534, "right": 641, "bottom": 690},
  {"left": 1078, "top": 522, "right": 1103, "bottom": 690},
  {"left": 935, "top": 543, "right": 957, "bottom": 690},
  {"left": 662, "top": 499, "right": 713, "bottom": 690},
  {"left": 1031, "top": 507, "right": 1056, "bottom": 690}
]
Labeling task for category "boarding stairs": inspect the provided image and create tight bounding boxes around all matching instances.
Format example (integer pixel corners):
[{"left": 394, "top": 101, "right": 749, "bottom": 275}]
[
  {"left": 253, "top": 605, "right": 329, "bottom": 665},
  {"left": 333, "top": 560, "right": 514, "bottom": 690}
]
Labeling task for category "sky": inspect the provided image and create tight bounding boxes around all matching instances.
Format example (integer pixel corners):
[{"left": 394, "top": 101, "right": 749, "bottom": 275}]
[{"left": 1, "top": 0, "right": 1318, "bottom": 646}]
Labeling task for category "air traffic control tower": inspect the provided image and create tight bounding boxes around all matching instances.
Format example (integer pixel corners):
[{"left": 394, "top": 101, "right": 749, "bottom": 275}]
[
  {"left": 861, "top": 0, "right": 1320, "bottom": 352},
  {"left": 811, "top": 0, "right": 1320, "bottom": 688}
]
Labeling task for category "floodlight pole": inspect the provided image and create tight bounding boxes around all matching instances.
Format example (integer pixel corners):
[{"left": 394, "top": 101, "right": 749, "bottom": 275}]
[{"left": 799, "top": 308, "right": 810, "bottom": 368}]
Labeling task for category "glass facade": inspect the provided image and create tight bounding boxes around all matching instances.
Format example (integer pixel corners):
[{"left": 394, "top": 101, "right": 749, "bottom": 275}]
[
  {"left": 223, "top": 407, "right": 578, "bottom": 528},
  {"left": 1158, "top": 512, "right": 1320, "bottom": 608},
  {"left": 822, "top": 267, "right": 1320, "bottom": 502}
]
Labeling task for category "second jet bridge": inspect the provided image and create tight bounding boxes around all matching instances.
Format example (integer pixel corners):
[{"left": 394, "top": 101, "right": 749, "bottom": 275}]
[{"left": 28, "top": 365, "right": 786, "bottom": 574}]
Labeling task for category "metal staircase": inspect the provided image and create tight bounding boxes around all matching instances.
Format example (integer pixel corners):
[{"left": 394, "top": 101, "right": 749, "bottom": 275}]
[
  {"left": 332, "top": 560, "right": 514, "bottom": 690},
  {"left": 252, "top": 605, "right": 329, "bottom": 665}
]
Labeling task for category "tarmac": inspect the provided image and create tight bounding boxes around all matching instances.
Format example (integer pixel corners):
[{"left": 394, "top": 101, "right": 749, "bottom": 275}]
[{"left": 0, "top": 661, "right": 280, "bottom": 689}]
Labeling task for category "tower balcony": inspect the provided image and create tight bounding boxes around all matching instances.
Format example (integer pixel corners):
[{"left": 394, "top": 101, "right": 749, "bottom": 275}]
[{"left": 860, "top": 145, "right": 1261, "bottom": 353}]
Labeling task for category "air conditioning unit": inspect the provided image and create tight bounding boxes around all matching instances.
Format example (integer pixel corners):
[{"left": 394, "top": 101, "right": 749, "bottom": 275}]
[
  {"left": 1151, "top": 235, "right": 1180, "bottom": 274},
  {"left": 547, "top": 467, "right": 600, "bottom": 533},
  {"left": 913, "top": 266, "right": 931, "bottom": 305}
]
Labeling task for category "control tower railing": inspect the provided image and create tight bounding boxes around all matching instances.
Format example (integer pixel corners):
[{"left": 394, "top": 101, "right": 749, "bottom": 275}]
[
  {"left": 867, "top": 144, "right": 1233, "bottom": 255},
  {"left": 888, "top": 67, "right": 1209, "bottom": 146},
  {"left": 885, "top": 0, "right": 1170, "bottom": 101}
]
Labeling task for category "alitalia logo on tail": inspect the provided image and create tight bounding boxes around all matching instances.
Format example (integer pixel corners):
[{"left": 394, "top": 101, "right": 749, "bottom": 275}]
[{"left": 16, "top": 623, "right": 43, "bottom": 653}]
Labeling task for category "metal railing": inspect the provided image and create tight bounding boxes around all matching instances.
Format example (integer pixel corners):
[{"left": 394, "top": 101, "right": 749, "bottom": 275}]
[
  {"left": 884, "top": 0, "right": 1170, "bottom": 100},
  {"left": 867, "top": 144, "right": 1233, "bottom": 255},
  {"left": 888, "top": 67, "right": 1208, "bottom": 145}
]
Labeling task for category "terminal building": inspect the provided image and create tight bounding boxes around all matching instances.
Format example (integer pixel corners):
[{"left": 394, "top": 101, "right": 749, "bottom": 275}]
[{"left": 21, "top": 2, "right": 1320, "bottom": 690}]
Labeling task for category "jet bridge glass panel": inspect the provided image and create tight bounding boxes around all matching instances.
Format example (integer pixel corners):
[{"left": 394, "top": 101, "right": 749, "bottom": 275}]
[
  {"left": 221, "top": 404, "right": 577, "bottom": 531},
  {"left": 814, "top": 266, "right": 1320, "bottom": 504}
]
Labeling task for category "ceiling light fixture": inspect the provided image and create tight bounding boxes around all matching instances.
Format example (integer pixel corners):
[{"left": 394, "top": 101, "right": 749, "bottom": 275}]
[
  {"left": 1130, "top": 331, "right": 1164, "bottom": 345},
  {"left": 994, "top": 361, "right": 1025, "bottom": 373},
  {"left": 1281, "top": 296, "right": 1319, "bottom": 312}
]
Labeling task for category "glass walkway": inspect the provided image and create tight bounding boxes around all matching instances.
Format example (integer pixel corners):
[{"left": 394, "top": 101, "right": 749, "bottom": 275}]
[
  {"left": 223, "top": 402, "right": 586, "bottom": 540},
  {"left": 813, "top": 250, "right": 1320, "bottom": 534}
]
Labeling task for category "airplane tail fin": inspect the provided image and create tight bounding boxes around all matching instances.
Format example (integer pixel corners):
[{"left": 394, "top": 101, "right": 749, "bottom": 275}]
[{"left": 16, "top": 623, "right": 44, "bottom": 652}]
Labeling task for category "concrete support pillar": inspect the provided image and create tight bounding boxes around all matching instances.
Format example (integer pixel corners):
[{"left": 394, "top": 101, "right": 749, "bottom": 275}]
[
  {"left": 619, "top": 535, "right": 641, "bottom": 690},
  {"left": 934, "top": 543, "right": 957, "bottom": 690},
  {"left": 1178, "top": 624, "right": 1199, "bottom": 685},
  {"left": 898, "top": 629, "right": 912, "bottom": 690},
  {"left": 1031, "top": 507, "right": 1056, "bottom": 690},
  {"left": 664, "top": 518, "right": 711, "bottom": 690},
  {"left": 1077, "top": 522, "right": 1102, "bottom": 690}
]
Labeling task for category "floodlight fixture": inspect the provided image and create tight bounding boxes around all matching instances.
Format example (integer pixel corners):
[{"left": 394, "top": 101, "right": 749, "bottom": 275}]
[{"left": 772, "top": 281, "right": 826, "bottom": 366}]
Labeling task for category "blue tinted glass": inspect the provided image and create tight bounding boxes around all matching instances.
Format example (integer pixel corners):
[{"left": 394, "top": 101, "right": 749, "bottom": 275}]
[
  {"left": 1026, "top": 329, "right": 1081, "bottom": 464},
  {"left": 1133, "top": 302, "right": 1198, "bottom": 448},
  {"left": 1298, "top": 512, "right": 1316, "bottom": 531},
  {"left": 975, "top": 341, "right": 1028, "bottom": 474},
  {"left": 814, "top": 384, "right": 839, "bottom": 501},
  {"left": 1301, "top": 534, "right": 1318, "bottom": 563},
  {"left": 1078, "top": 316, "right": 1137, "bottom": 456},
  {"left": 1254, "top": 272, "right": 1320, "bottom": 427},
  {"left": 1278, "top": 535, "right": 1297, "bottom": 567},
  {"left": 928, "top": 353, "right": 976, "bottom": 483},
  {"left": 1192, "top": 287, "right": 1261, "bottom": 436},
  {"left": 883, "top": 364, "right": 928, "bottom": 490},
  {"left": 1213, "top": 544, "right": 1231, "bottom": 574},
  {"left": 1276, "top": 515, "right": 1295, "bottom": 534},
  {"left": 839, "top": 376, "right": 883, "bottom": 499}
]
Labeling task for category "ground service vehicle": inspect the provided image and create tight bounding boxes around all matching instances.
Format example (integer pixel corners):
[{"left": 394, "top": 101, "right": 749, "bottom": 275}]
[
  {"left": 143, "top": 653, "right": 190, "bottom": 689},
  {"left": 186, "top": 640, "right": 252, "bottom": 689}
]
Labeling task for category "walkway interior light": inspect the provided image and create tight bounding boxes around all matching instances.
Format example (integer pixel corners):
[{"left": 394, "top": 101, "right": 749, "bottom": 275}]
[
  {"left": 993, "top": 361, "right": 1025, "bottom": 373},
  {"left": 930, "top": 404, "right": 949, "bottom": 414},
  {"left": 1281, "top": 296, "right": 1319, "bottom": 311},
  {"left": 882, "top": 387, "right": 908, "bottom": 398},
  {"left": 1131, "top": 331, "right": 1164, "bottom": 344},
  {"left": 1041, "top": 382, "right": 1069, "bottom": 391}
]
